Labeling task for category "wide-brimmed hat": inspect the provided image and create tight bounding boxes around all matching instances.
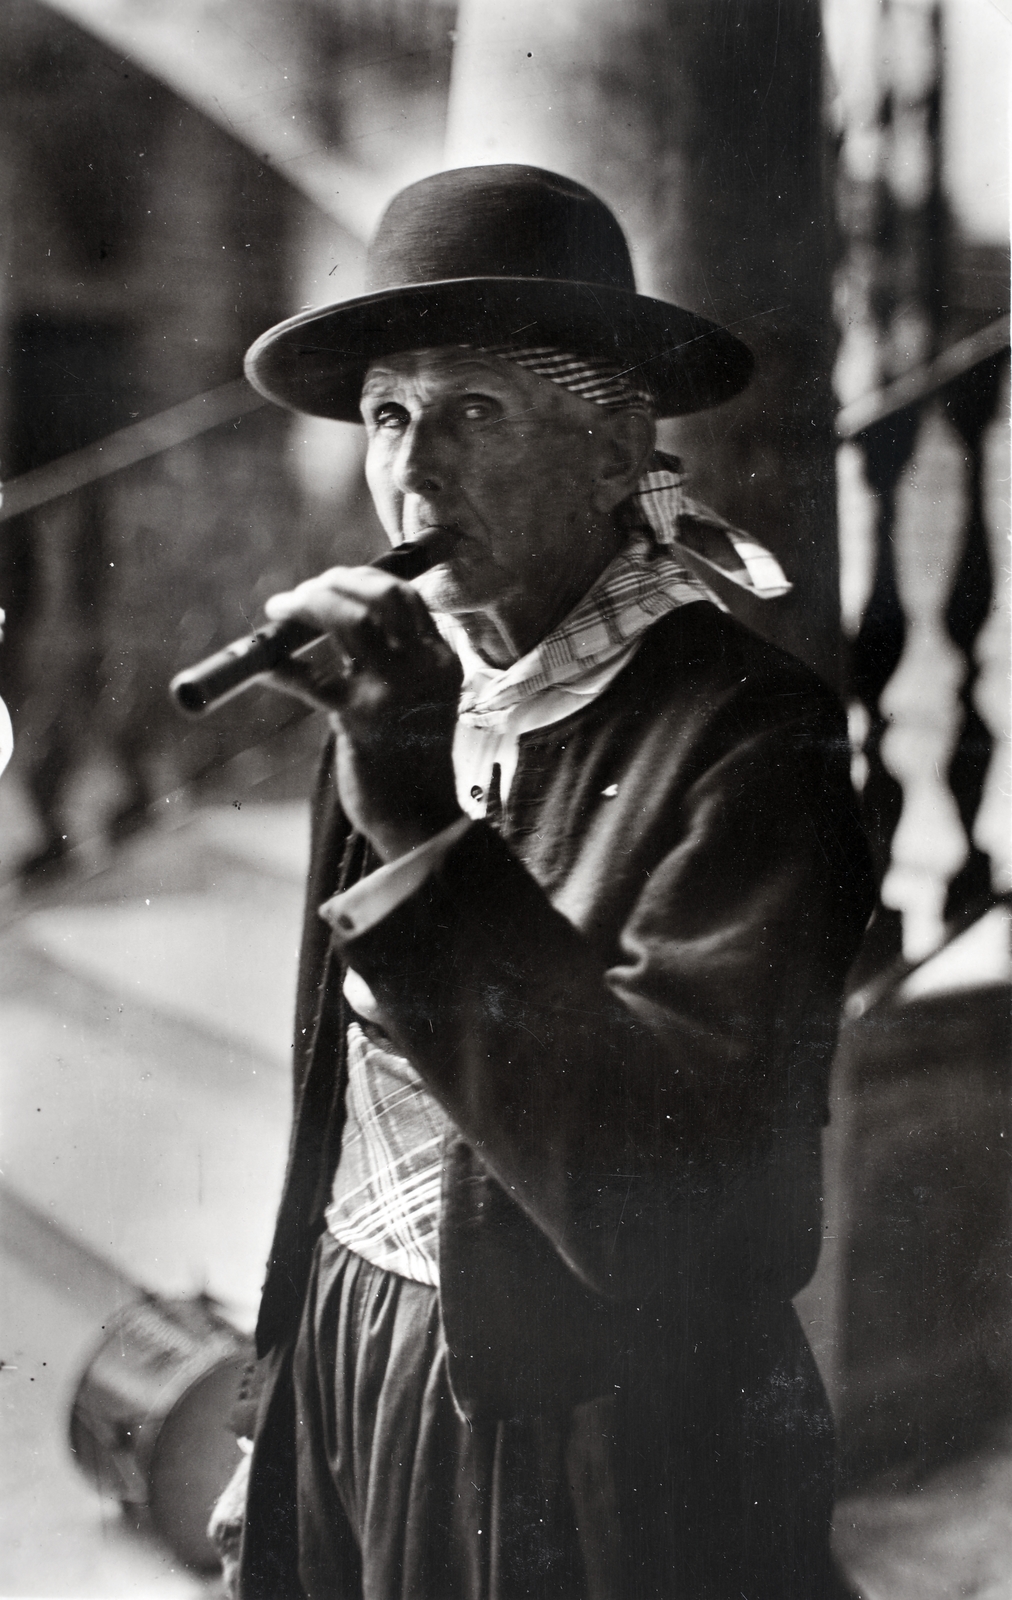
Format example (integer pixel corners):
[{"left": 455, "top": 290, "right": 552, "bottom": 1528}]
[{"left": 244, "top": 165, "right": 752, "bottom": 422}]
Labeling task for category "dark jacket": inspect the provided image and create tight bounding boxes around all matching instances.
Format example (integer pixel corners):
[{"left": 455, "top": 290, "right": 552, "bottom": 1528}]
[{"left": 240, "top": 602, "right": 874, "bottom": 1598}]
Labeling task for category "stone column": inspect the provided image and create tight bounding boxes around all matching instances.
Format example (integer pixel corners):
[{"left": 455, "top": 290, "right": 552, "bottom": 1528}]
[{"left": 446, "top": 0, "right": 839, "bottom": 682}]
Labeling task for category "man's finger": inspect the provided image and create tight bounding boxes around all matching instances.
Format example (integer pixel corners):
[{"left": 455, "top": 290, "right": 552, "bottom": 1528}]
[
  {"left": 265, "top": 569, "right": 439, "bottom": 655},
  {"left": 265, "top": 654, "right": 353, "bottom": 712}
]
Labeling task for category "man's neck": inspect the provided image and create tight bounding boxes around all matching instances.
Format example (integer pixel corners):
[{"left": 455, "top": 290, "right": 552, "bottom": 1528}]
[{"left": 456, "top": 610, "right": 527, "bottom": 668}]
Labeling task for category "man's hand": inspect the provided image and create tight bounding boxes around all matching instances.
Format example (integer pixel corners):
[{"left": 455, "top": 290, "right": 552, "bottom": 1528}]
[
  {"left": 263, "top": 566, "right": 463, "bottom": 862},
  {"left": 207, "top": 1450, "right": 250, "bottom": 1600}
]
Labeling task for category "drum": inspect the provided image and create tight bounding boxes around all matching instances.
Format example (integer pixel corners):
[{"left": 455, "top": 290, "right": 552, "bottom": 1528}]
[{"left": 69, "top": 1292, "right": 254, "bottom": 1571}]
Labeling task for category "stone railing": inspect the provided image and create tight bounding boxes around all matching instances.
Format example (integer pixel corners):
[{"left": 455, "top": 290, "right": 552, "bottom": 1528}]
[
  {"left": 836, "top": 315, "right": 1011, "bottom": 1003},
  {"left": 803, "top": 319, "right": 1012, "bottom": 1488}
]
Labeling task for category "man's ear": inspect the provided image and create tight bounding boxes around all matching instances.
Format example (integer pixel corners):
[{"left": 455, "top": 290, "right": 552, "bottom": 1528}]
[{"left": 590, "top": 409, "right": 657, "bottom": 514}]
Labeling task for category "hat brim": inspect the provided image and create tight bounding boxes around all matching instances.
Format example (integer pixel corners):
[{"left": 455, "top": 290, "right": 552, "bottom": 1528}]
[{"left": 243, "top": 278, "right": 753, "bottom": 421}]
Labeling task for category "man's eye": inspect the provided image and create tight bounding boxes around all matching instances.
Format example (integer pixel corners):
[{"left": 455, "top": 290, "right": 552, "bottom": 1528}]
[
  {"left": 373, "top": 404, "right": 408, "bottom": 430},
  {"left": 460, "top": 395, "right": 499, "bottom": 422}
]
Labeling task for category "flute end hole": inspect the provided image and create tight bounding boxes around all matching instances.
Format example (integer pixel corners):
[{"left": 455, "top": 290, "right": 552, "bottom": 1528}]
[{"left": 170, "top": 677, "right": 208, "bottom": 715}]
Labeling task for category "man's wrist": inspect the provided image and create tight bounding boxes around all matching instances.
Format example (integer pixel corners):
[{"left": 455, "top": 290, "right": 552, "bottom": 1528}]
[
  {"left": 367, "top": 802, "right": 467, "bottom": 863},
  {"left": 320, "top": 813, "right": 473, "bottom": 942}
]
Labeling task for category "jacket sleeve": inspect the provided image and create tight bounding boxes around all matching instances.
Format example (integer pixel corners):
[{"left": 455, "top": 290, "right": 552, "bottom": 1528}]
[{"left": 336, "top": 692, "right": 872, "bottom": 1301}]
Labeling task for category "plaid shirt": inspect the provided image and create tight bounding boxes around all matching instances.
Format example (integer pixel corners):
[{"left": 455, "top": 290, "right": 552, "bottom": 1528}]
[{"left": 326, "top": 1022, "right": 449, "bottom": 1286}]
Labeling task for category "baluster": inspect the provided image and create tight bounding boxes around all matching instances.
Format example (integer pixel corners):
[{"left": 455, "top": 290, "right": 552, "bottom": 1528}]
[
  {"left": 942, "top": 351, "right": 1007, "bottom": 921},
  {"left": 848, "top": 407, "right": 921, "bottom": 972}
]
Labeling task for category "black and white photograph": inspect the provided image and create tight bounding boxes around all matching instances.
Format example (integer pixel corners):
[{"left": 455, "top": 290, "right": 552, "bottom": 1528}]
[{"left": 0, "top": 2, "right": 1008, "bottom": 1597}]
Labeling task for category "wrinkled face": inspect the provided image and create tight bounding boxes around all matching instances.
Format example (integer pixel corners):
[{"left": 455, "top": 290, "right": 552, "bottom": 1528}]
[{"left": 360, "top": 347, "right": 624, "bottom": 626}]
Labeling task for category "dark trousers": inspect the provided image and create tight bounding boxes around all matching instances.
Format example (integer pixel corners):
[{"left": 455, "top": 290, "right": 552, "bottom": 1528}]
[
  {"left": 293, "top": 1235, "right": 613, "bottom": 1599},
  {"left": 291, "top": 1233, "right": 851, "bottom": 1600}
]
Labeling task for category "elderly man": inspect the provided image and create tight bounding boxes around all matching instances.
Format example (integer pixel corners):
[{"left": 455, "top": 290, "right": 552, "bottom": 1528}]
[{"left": 231, "top": 166, "right": 873, "bottom": 1600}]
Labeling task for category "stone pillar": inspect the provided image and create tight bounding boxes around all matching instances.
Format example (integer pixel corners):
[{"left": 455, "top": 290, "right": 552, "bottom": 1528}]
[{"left": 446, "top": 0, "right": 840, "bottom": 682}]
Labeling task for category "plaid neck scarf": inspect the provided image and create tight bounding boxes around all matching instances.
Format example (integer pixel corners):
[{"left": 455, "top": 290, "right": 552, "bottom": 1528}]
[{"left": 437, "top": 450, "right": 790, "bottom": 726}]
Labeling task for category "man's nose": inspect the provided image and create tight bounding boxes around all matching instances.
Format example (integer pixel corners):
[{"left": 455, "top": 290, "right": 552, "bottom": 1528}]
[{"left": 393, "top": 416, "right": 447, "bottom": 496}]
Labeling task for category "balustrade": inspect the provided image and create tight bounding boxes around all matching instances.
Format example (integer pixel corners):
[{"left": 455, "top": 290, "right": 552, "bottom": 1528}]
[
  {"left": 839, "top": 319, "right": 1010, "bottom": 990},
  {"left": 830, "top": 0, "right": 1009, "bottom": 992}
]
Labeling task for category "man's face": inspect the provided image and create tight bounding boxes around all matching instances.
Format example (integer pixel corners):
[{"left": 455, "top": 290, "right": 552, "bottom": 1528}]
[{"left": 359, "top": 347, "right": 622, "bottom": 630}]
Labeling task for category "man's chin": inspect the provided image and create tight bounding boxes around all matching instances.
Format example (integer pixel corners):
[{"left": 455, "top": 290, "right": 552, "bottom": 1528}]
[{"left": 414, "top": 567, "right": 489, "bottom": 616}]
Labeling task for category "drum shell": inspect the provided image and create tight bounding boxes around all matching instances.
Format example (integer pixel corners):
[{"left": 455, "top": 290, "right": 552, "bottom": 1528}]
[{"left": 69, "top": 1293, "right": 253, "bottom": 1571}]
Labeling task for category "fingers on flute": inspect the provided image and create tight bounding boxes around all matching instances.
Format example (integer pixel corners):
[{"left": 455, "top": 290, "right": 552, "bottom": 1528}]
[
  {"left": 265, "top": 569, "right": 434, "bottom": 654},
  {"left": 265, "top": 655, "right": 352, "bottom": 711}
]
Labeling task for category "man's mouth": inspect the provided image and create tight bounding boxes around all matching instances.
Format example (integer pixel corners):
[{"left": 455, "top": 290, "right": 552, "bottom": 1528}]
[
  {"left": 405, "top": 525, "right": 464, "bottom": 567},
  {"left": 414, "top": 521, "right": 460, "bottom": 539},
  {"left": 409, "top": 522, "right": 465, "bottom": 552}
]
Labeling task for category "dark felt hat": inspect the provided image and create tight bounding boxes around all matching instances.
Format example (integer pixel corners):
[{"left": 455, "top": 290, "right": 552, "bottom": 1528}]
[{"left": 244, "top": 165, "right": 753, "bottom": 421}]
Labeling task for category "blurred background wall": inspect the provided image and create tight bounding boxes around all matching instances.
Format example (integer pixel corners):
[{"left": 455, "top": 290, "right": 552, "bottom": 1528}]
[{"left": 0, "top": 0, "right": 461, "bottom": 877}]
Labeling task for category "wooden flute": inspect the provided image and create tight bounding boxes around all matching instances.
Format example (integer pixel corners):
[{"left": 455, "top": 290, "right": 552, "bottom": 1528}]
[{"left": 169, "top": 526, "right": 460, "bottom": 716}]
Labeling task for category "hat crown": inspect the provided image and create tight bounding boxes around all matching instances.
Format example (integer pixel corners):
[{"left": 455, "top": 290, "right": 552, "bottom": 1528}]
[{"left": 366, "top": 165, "right": 637, "bottom": 295}]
